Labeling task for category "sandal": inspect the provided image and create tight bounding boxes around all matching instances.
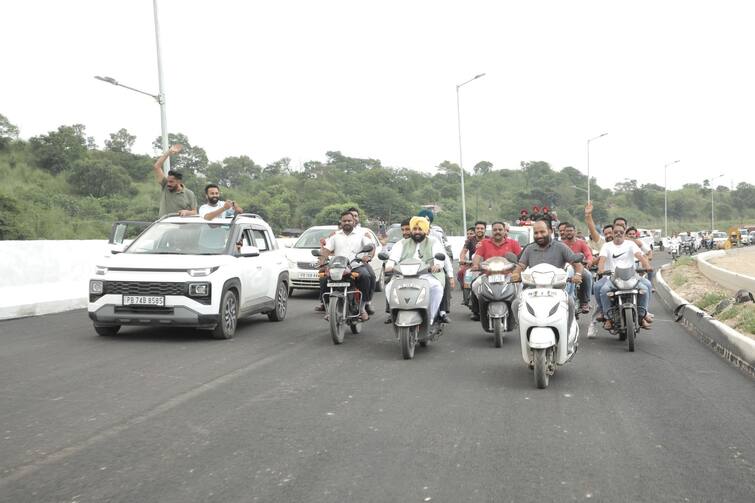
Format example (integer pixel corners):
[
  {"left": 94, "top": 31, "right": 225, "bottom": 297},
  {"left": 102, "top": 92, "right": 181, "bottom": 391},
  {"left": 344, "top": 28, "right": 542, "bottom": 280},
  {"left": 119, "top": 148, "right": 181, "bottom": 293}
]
[
  {"left": 315, "top": 304, "right": 326, "bottom": 312},
  {"left": 603, "top": 320, "right": 613, "bottom": 331},
  {"left": 360, "top": 312, "right": 369, "bottom": 322}
]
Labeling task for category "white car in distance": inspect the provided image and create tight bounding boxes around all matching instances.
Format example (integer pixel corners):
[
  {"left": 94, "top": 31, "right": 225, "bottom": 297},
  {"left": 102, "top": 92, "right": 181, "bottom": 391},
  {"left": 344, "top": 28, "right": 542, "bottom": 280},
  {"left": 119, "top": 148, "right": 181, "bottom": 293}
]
[
  {"left": 285, "top": 225, "right": 385, "bottom": 296},
  {"left": 88, "top": 214, "right": 289, "bottom": 339}
]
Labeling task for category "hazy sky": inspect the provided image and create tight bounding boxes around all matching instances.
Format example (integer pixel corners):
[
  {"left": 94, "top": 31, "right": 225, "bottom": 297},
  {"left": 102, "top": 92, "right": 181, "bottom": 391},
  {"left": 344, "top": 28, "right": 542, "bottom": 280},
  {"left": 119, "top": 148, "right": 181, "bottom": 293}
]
[{"left": 3, "top": 0, "right": 754, "bottom": 190}]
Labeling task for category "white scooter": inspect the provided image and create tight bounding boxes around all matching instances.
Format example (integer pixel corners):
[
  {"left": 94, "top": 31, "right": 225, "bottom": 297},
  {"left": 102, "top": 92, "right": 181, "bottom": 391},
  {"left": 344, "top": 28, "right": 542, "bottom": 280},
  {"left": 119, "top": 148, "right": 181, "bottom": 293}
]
[{"left": 517, "top": 263, "right": 579, "bottom": 389}]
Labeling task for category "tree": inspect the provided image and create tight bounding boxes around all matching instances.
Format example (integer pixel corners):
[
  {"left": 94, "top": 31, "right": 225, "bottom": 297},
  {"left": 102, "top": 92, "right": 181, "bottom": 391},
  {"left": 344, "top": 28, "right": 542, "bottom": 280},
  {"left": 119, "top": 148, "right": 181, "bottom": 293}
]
[
  {"left": 614, "top": 179, "right": 638, "bottom": 193},
  {"left": 473, "top": 160, "right": 493, "bottom": 175},
  {"left": 0, "top": 113, "right": 19, "bottom": 149},
  {"left": 206, "top": 155, "right": 261, "bottom": 187},
  {"left": 68, "top": 159, "right": 133, "bottom": 198},
  {"left": 29, "top": 124, "right": 88, "bottom": 174},
  {"left": 262, "top": 157, "right": 291, "bottom": 177},
  {"left": 315, "top": 203, "right": 362, "bottom": 226},
  {"left": 152, "top": 133, "right": 208, "bottom": 176},
  {"left": 105, "top": 128, "right": 136, "bottom": 153},
  {"left": 437, "top": 160, "right": 461, "bottom": 176}
]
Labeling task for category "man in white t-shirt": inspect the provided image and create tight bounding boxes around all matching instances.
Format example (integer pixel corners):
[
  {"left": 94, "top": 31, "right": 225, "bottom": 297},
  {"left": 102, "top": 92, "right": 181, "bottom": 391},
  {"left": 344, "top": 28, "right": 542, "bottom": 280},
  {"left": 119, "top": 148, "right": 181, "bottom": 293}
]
[
  {"left": 199, "top": 184, "right": 243, "bottom": 220},
  {"left": 597, "top": 223, "right": 653, "bottom": 329},
  {"left": 321, "top": 211, "right": 375, "bottom": 320}
]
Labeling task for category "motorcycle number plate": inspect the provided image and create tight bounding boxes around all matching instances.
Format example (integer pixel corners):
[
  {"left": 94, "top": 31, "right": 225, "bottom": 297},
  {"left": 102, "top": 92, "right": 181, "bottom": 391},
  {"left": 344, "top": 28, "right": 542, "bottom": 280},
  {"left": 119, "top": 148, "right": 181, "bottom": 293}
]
[
  {"left": 327, "top": 282, "right": 350, "bottom": 287},
  {"left": 488, "top": 274, "right": 506, "bottom": 283}
]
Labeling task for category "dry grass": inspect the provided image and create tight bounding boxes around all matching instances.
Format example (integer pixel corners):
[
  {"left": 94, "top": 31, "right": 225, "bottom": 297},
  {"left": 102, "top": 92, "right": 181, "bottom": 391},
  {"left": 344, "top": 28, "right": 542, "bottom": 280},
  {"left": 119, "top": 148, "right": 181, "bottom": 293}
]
[{"left": 667, "top": 259, "right": 755, "bottom": 337}]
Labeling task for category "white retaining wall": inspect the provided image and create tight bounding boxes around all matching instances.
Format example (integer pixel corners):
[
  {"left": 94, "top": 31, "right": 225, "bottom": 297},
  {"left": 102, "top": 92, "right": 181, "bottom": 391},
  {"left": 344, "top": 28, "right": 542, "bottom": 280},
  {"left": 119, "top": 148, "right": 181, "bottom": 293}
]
[
  {"left": 0, "top": 240, "right": 110, "bottom": 320},
  {"left": 695, "top": 248, "right": 755, "bottom": 293}
]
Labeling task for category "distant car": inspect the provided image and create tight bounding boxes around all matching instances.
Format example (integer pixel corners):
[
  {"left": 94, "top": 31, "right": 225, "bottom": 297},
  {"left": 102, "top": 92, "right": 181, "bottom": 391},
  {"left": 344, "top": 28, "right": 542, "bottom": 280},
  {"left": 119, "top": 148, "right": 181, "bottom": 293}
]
[
  {"left": 485, "top": 224, "right": 534, "bottom": 250},
  {"left": 88, "top": 214, "right": 289, "bottom": 340},
  {"left": 383, "top": 224, "right": 404, "bottom": 253},
  {"left": 739, "top": 229, "right": 750, "bottom": 245},
  {"left": 711, "top": 231, "right": 728, "bottom": 248},
  {"left": 284, "top": 225, "right": 385, "bottom": 295}
]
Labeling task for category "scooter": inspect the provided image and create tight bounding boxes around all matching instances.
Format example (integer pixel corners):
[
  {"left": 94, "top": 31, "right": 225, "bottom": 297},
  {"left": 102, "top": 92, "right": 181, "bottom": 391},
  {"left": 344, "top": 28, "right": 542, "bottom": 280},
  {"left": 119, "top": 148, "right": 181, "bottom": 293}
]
[
  {"left": 517, "top": 263, "right": 579, "bottom": 389},
  {"left": 475, "top": 256, "right": 518, "bottom": 347},
  {"left": 462, "top": 268, "right": 481, "bottom": 310},
  {"left": 312, "top": 244, "right": 373, "bottom": 345},
  {"left": 379, "top": 251, "right": 447, "bottom": 360},
  {"left": 669, "top": 241, "right": 680, "bottom": 261},
  {"left": 602, "top": 267, "right": 650, "bottom": 352}
]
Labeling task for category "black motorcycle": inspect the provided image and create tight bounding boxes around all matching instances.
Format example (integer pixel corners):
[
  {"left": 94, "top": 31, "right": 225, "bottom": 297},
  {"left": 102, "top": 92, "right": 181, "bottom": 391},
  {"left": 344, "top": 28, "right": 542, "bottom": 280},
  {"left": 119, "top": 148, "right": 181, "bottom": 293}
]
[{"left": 602, "top": 267, "right": 650, "bottom": 352}]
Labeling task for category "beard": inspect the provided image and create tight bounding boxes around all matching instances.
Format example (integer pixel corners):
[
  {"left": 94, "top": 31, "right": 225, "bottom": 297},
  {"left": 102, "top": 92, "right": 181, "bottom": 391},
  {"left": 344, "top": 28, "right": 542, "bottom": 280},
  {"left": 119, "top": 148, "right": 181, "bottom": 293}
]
[
  {"left": 208, "top": 197, "right": 220, "bottom": 205},
  {"left": 412, "top": 233, "right": 425, "bottom": 243},
  {"left": 535, "top": 234, "right": 551, "bottom": 246},
  {"left": 342, "top": 224, "right": 353, "bottom": 233}
]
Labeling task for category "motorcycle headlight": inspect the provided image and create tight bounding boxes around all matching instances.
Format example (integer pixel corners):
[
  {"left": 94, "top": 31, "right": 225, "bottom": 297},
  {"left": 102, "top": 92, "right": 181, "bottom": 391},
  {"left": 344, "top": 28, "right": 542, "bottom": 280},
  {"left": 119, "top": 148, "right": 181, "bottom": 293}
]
[
  {"left": 416, "top": 287, "right": 427, "bottom": 304},
  {"left": 330, "top": 268, "right": 345, "bottom": 281}
]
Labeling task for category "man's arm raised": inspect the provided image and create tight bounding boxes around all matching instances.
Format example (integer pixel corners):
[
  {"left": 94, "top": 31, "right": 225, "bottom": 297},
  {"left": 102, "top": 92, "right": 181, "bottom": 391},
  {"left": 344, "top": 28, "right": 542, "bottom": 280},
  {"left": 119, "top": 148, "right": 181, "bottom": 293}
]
[
  {"left": 153, "top": 144, "right": 183, "bottom": 184},
  {"left": 585, "top": 201, "right": 601, "bottom": 244}
]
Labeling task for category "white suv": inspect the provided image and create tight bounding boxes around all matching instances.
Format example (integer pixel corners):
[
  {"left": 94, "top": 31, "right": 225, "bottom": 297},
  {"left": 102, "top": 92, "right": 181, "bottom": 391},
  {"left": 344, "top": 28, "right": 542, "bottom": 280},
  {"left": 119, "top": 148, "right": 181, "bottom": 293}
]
[{"left": 88, "top": 214, "right": 289, "bottom": 339}]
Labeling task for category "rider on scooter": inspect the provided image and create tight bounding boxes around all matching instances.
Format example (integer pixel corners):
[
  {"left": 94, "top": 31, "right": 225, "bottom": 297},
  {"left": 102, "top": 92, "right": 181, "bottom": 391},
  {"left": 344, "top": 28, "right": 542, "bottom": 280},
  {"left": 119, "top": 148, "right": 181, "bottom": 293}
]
[
  {"left": 320, "top": 211, "right": 376, "bottom": 321},
  {"left": 597, "top": 223, "right": 653, "bottom": 330},
  {"left": 469, "top": 221, "right": 522, "bottom": 321},
  {"left": 560, "top": 222, "right": 594, "bottom": 314},
  {"left": 511, "top": 219, "right": 584, "bottom": 323},
  {"left": 385, "top": 216, "right": 447, "bottom": 325}
]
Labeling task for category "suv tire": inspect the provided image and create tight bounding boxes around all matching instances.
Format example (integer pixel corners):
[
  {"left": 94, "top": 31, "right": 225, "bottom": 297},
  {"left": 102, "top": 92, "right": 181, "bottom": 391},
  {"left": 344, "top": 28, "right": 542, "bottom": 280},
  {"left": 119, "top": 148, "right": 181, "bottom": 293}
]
[
  {"left": 268, "top": 278, "right": 288, "bottom": 322},
  {"left": 212, "top": 288, "right": 238, "bottom": 339}
]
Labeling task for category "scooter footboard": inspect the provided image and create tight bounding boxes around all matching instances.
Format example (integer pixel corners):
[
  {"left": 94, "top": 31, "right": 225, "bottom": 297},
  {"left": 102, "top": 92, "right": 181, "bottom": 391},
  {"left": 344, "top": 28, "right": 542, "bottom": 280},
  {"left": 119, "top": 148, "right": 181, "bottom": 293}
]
[
  {"left": 529, "top": 327, "right": 557, "bottom": 349},
  {"left": 394, "top": 310, "right": 424, "bottom": 327}
]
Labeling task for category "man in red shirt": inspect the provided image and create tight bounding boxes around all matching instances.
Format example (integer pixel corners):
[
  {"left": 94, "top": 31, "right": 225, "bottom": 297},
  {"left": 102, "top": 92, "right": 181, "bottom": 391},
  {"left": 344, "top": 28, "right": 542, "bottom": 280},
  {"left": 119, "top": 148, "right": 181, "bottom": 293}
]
[
  {"left": 469, "top": 221, "right": 522, "bottom": 321},
  {"left": 561, "top": 222, "right": 593, "bottom": 313}
]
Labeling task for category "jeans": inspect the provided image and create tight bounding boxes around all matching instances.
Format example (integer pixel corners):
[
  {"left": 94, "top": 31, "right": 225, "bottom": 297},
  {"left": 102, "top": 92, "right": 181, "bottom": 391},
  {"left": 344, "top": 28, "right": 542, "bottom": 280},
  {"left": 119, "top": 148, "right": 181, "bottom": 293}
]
[
  {"left": 576, "top": 269, "right": 593, "bottom": 306},
  {"left": 600, "top": 277, "right": 650, "bottom": 319}
]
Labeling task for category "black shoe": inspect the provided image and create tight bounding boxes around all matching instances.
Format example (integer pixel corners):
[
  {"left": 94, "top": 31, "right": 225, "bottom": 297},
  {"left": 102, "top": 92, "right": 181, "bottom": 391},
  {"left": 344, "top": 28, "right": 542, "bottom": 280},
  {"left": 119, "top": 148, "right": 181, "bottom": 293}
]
[
  {"left": 470, "top": 313, "right": 480, "bottom": 321},
  {"left": 365, "top": 304, "right": 375, "bottom": 315},
  {"left": 439, "top": 314, "right": 451, "bottom": 324}
]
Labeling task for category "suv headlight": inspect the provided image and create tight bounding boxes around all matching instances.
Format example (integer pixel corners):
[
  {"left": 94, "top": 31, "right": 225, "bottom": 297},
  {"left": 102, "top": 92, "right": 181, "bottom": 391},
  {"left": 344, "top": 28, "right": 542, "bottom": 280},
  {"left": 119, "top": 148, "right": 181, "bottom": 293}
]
[
  {"left": 188, "top": 267, "right": 218, "bottom": 277},
  {"left": 90, "top": 280, "right": 104, "bottom": 294},
  {"left": 189, "top": 282, "right": 211, "bottom": 297}
]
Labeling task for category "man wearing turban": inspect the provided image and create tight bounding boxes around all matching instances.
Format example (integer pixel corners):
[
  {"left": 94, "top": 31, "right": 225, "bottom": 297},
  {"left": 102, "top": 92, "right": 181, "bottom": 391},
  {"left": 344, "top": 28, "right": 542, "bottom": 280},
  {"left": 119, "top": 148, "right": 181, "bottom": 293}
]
[{"left": 385, "top": 216, "right": 448, "bottom": 326}]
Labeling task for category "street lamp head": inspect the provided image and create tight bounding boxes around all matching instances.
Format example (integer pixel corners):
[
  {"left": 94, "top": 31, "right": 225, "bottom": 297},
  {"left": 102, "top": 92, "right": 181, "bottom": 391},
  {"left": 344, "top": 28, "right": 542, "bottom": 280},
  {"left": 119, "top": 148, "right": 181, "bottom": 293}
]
[
  {"left": 94, "top": 75, "right": 118, "bottom": 85},
  {"left": 474, "top": 73, "right": 486, "bottom": 79}
]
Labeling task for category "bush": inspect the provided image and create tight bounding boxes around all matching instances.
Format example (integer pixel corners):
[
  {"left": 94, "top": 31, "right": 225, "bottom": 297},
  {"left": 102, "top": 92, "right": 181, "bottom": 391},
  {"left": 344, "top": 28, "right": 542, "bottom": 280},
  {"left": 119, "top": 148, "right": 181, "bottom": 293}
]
[
  {"left": 68, "top": 159, "right": 133, "bottom": 198},
  {"left": 695, "top": 292, "right": 728, "bottom": 310},
  {"left": 671, "top": 272, "right": 688, "bottom": 288}
]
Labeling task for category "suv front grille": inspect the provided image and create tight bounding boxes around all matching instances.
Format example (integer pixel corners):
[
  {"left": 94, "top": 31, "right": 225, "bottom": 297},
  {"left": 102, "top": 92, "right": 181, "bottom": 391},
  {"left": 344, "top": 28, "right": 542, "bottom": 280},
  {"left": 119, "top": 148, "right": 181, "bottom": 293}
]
[
  {"left": 297, "top": 261, "right": 319, "bottom": 270},
  {"left": 104, "top": 281, "right": 187, "bottom": 296}
]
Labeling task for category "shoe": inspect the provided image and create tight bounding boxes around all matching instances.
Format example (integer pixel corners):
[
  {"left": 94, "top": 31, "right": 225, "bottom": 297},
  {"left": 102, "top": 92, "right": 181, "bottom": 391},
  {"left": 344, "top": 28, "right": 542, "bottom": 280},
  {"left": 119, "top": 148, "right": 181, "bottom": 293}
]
[
  {"left": 470, "top": 313, "right": 480, "bottom": 321},
  {"left": 384, "top": 317, "right": 393, "bottom": 324},
  {"left": 359, "top": 311, "right": 369, "bottom": 322},
  {"left": 439, "top": 313, "right": 451, "bottom": 324},
  {"left": 315, "top": 304, "right": 326, "bottom": 312},
  {"left": 580, "top": 303, "right": 590, "bottom": 314},
  {"left": 365, "top": 304, "right": 375, "bottom": 315}
]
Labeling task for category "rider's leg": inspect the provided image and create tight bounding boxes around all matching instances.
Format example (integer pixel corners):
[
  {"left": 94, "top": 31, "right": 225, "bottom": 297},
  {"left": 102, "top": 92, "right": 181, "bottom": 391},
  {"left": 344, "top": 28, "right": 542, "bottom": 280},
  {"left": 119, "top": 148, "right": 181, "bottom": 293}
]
[
  {"left": 470, "top": 275, "right": 483, "bottom": 320},
  {"left": 593, "top": 276, "right": 607, "bottom": 315},
  {"left": 638, "top": 280, "right": 650, "bottom": 319},
  {"left": 578, "top": 269, "right": 593, "bottom": 309},
  {"left": 423, "top": 274, "right": 444, "bottom": 325},
  {"left": 599, "top": 280, "right": 614, "bottom": 322}
]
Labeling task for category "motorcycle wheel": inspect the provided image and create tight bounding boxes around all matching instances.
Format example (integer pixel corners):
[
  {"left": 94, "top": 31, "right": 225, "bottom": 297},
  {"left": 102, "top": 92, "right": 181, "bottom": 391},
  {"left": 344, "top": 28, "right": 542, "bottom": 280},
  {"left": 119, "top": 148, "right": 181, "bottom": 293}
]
[
  {"left": 625, "top": 307, "right": 636, "bottom": 352},
  {"left": 398, "top": 326, "right": 416, "bottom": 360},
  {"left": 492, "top": 318, "right": 504, "bottom": 348},
  {"left": 328, "top": 297, "right": 345, "bottom": 345},
  {"left": 533, "top": 348, "right": 549, "bottom": 389}
]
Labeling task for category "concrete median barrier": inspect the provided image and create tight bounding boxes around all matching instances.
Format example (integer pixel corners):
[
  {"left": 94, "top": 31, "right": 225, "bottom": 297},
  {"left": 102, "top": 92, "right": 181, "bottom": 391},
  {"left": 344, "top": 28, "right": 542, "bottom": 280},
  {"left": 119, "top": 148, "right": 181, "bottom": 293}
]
[
  {"left": 656, "top": 263, "right": 755, "bottom": 378},
  {"left": 695, "top": 248, "right": 755, "bottom": 293}
]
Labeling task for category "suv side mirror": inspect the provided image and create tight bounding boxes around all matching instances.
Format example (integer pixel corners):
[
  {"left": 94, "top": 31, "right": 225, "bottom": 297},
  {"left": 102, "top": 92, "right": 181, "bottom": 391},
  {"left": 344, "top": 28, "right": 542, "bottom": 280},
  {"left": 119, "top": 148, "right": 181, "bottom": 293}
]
[
  {"left": 239, "top": 245, "right": 260, "bottom": 257},
  {"left": 110, "top": 244, "right": 127, "bottom": 255}
]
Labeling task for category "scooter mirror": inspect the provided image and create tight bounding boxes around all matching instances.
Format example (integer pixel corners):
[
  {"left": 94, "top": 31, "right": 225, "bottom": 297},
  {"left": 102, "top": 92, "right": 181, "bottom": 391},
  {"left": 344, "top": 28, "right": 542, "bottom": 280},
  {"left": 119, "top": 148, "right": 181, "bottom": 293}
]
[
  {"left": 504, "top": 252, "right": 518, "bottom": 263},
  {"left": 361, "top": 243, "right": 375, "bottom": 253},
  {"left": 377, "top": 251, "right": 390, "bottom": 261},
  {"left": 310, "top": 249, "right": 321, "bottom": 257},
  {"left": 434, "top": 253, "right": 446, "bottom": 261}
]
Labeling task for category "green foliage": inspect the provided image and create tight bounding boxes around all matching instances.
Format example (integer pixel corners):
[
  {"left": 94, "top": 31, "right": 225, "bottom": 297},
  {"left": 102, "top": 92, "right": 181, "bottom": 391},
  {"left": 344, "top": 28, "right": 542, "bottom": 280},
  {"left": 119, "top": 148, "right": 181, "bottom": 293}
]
[
  {"left": 718, "top": 304, "right": 742, "bottom": 321},
  {"left": 671, "top": 272, "right": 688, "bottom": 288},
  {"left": 152, "top": 133, "right": 208, "bottom": 176},
  {"left": 0, "top": 113, "right": 20, "bottom": 149},
  {"left": 105, "top": 128, "right": 136, "bottom": 153},
  {"left": 315, "top": 203, "right": 362, "bottom": 226},
  {"left": 737, "top": 306, "right": 755, "bottom": 334},
  {"left": 67, "top": 158, "right": 134, "bottom": 198},
  {"left": 675, "top": 256, "right": 693, "bottom": 267},
  {"left": 695, "top": 292, "right": 728, "bottom": 310},
  {"left": 29, "top": 124, "right": 88, "bottom": 174}
]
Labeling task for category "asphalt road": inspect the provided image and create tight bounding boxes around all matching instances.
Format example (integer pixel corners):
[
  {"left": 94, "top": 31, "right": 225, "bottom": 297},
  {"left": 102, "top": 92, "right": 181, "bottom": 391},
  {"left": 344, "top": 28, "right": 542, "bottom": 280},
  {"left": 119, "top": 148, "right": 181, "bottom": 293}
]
[{"left": 1, "top": 256, "right": 753, "bottom": 502}]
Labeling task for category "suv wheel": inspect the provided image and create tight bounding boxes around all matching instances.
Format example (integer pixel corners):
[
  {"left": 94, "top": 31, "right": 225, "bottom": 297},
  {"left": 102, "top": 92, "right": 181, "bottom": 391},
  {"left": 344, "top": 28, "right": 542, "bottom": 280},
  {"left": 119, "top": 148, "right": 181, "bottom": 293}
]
[
  {"left": 212, "top": 288, "right": 238, "bottom": 339},
  {"left": 268, "top": 279, "right": 288, "bottom": 322},
  {"left": 94, "top": 324, "right": 120, "bottom": 337}
]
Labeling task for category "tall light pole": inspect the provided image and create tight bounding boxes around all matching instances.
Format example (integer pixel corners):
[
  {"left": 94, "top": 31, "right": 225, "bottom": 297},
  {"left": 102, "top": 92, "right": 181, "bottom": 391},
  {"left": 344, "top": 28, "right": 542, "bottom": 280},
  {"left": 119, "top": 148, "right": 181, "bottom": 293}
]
[
  {"left": 664, "top": 160, "right": 680, "bottom": 237},
  {"left": 710, "top": 173, "right": 724, "bottom": 232},
  {"left": 586, "top": 132, "right": 608, "bottom": 203},
  {"left": 456, "top": 72, "right": 486, "bottom": 232},
  {"left": 94, "top": 0, "right": 170, "bottom": 173}
]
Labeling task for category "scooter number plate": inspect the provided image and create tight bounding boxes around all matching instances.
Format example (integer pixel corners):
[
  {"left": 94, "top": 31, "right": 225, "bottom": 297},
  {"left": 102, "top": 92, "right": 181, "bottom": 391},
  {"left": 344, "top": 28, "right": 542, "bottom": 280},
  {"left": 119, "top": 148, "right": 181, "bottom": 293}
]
[
  {"left": 327, "top": 282, "right": 351, "bottom": 287},
  {"left": 488, "top": 274, "right": 507, "bottom": 283}
]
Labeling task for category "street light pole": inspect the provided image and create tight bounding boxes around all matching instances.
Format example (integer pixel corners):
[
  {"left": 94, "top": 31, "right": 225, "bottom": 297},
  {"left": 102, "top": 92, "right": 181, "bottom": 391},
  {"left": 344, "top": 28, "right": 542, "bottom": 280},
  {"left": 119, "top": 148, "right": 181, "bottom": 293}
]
[
  {"left": 94, "top": 0, "right": 170, "bottom": 174},
  {"left": 586, "top": 132, "right": 608, "bottom": 203},
  {"left": 456, "top": 72, "right": 486, "bottom": 233},
  {"left": 664, "top": 160, "right": 680, "bottom": 237},
  {"left": 710, "top": 173, "right": 724, "bottom": 232},
  {"left": 152, "top": 0, "right": 170, "bottom": 173}
]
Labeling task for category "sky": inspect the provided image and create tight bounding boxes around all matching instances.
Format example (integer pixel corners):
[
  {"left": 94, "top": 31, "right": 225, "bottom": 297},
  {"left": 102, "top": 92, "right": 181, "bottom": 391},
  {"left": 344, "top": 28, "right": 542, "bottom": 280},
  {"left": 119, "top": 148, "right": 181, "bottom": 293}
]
[{"left": 2, "top": 0, "right": 754, "bottom": 191}]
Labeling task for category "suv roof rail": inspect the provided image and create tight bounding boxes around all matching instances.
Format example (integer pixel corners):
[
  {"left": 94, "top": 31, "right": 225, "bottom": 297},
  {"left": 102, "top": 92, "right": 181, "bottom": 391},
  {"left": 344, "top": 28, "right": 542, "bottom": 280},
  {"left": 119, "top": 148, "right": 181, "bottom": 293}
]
[{"left": 230, "top": 212, "right": 262, "bottom": 226}]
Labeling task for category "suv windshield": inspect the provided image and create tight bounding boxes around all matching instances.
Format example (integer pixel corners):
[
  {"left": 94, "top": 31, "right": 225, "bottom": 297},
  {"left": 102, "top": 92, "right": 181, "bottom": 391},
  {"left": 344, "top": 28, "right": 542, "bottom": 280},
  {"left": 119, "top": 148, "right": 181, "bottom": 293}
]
[
  {"left": 127, "top": 222, "right": 232, "bottom": 255},
  {"left": 508, "top": 229, "right": 530, "bottom": 248},
  {"left": 294, "top": 228, "right": 335, "bottom": 248}
]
